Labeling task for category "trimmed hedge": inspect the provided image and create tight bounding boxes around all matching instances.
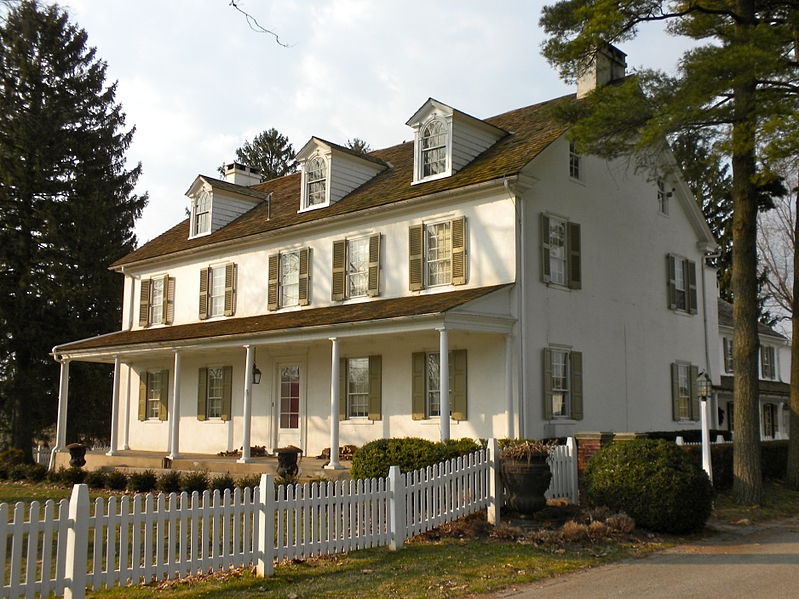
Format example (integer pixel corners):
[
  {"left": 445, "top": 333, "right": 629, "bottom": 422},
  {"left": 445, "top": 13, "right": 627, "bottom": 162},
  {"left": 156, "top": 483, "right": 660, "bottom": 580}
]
[
  {"left": 350, "top": 437, "right": 481, "bottom": 480},
  {"left": 680, "top": 439, "right": 788, "bottom": 489},
  {"left": 585, "top": 439, "right": 713, "bottom": 534}
]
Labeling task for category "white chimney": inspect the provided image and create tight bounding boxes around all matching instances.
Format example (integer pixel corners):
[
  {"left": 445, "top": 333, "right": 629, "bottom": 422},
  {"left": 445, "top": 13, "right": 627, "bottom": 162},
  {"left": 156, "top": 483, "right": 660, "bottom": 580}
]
[
  {"left": 223, "top": 162, "right": 262, "bottom": 187},
  {"left": 577, "top": 43, "right": 627, "bottom": 99}
]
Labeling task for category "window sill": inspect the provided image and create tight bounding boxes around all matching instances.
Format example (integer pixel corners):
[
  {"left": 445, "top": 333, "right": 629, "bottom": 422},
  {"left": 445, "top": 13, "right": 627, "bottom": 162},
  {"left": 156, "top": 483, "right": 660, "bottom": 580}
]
[
  {"left": 544, "top": 281, "right": 572, "bottom": 292},
  {"left": 668, "top": 308, "right": 697, "bottom": 317},
  {"left": 297, "top": 202, "right": 330, "bottom": 213},
  {"left": 568, "top": 176, "right": 585, "bottom": 187},
  {"left": 416, "top": 418, "right": 462, "bottom": 425},
  {"left": 201, "top": 419, "right": 229, "bottom": 424},
  {"left": 342, "top": 419, "right": 375, "bottom": 426},
  {"left": 547, "top": 419, "right": 578, "bottom": 425},
  {"left": 142, "top": 419, "right": 166, "bottom": 423},
  {"left": 188, "top": 230, "right": 212, "bottom": 240}
]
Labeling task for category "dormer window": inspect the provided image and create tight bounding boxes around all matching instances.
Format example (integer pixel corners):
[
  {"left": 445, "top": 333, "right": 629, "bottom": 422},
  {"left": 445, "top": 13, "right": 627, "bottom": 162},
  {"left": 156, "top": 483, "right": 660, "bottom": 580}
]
[
  {"left": 421, "top": 120, "right": 447, "bottom": 178},
  {"left": 306, "top": 157, "right": 327, "bottom": 207},
  {"left": 192, "top": 190, "right": 211, "bottom": 236}
]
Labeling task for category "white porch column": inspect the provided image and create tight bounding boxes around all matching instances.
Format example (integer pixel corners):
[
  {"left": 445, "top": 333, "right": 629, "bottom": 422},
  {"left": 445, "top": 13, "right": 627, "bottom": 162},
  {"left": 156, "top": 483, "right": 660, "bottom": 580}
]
[
  {"left": 505, "top": 334, "right": 514, "bottom": 438},
  {"left": 438, "top": 327, "right": 450, "bottom": 442},
  {"left": 325, "top": 337, "right": 344, "bottom": 470},
  {"left": 168, "top": 350, "right": 182, "bottom": 460},
  {"left": 50, "top": 358, "right": 71, "bottom": 469},
  {"left": 106, "top": 356, "right": 121, "bottom": 456},
  {"left": 122, "top": 366, "right": 131, "bottom": 450},
  {"left": 239, "top": 345, "right": 255, "bottom": 463}
]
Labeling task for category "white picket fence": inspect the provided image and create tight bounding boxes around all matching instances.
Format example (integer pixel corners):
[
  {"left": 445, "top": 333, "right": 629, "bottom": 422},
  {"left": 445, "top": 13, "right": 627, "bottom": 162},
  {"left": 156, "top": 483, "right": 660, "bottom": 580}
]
[{"left": 0, "top": 438, "right": 578, "bottom": 598}]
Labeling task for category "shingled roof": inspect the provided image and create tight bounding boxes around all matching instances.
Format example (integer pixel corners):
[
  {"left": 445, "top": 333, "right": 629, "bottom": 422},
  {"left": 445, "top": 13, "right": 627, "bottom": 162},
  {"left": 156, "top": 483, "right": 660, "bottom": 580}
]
[
  {"left": 717, "top": 299, "right": 785, "bottom": 339},
  {"left": 113, "top": 94, "right": 574, "bottom": 267}
]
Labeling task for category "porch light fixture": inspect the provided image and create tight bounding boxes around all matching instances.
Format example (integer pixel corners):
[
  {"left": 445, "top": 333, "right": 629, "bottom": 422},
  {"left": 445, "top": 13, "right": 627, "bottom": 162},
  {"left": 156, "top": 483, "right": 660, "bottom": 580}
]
[
  {"left": 252, "top": 363, "right": 262, "bottom": 385},
  {"left": 696, "top": 371, "right": 712, "bottom": 401}
]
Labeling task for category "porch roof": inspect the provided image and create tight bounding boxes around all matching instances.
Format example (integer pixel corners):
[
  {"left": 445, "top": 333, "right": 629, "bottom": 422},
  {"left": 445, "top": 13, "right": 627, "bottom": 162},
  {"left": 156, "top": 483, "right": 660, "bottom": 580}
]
[
  {"left": 717, "top": 375, "right": 790, "bottom": 397},
  {"left": 55, "top": 284, "right": 510, "bottom": 355}
]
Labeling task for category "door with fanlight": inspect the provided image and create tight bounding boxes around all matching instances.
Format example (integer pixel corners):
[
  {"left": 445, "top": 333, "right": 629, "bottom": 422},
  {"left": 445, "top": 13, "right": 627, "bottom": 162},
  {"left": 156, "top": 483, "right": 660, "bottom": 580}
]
[{"left": 275, "top": 363, "right": 303, "bottom": 449}]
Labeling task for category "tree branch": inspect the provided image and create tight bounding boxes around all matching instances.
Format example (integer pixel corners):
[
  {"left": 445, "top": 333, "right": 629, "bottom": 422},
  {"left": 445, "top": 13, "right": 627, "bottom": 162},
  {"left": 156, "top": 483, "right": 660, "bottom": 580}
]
[{"left": 229, "top": 1, "right": 289, "bottom": 47}]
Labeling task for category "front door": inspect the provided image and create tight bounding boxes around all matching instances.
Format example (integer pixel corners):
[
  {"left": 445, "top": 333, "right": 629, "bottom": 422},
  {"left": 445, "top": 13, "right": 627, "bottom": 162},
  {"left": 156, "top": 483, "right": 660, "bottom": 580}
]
[{"left": 275, "top": 363, "right": 302, "bottom": 450}]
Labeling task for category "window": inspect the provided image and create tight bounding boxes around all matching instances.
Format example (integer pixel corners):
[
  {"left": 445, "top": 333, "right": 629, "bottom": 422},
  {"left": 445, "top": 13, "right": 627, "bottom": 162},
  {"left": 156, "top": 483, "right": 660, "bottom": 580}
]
[
  {"left": 279, "top": 366, "right": 300, "bottom": 428},
  {"left": 138, "top": 275, "right": 172, "bottom": 327},
  {"left": 763, "top": 403, "right": 776, "bottom": 438},
  {"left": 305, "top": 157, "right": 327, "bottom": 207},
  {"left": 761, "top": 346, "right": 776, "bottom": 379},
  {"left": 541, "top": 214, "right": 581, "bottom": 289},
  {"left": 544, "top": 348, "right": 583, "bottom": 420},
  {"left": 420, "top": 120, "right": 447, "bottom": 178},
  {"left": 138, "top": 369, "right": 168, "bottom": 421},
  {"left": 197, "top": 366, "right": 232, "bottom": 421},
  {"left": 346, "top": 238, "right": 369, "bottom": 298},
  {"left": 146, "top": 371, "right": 163, "bottom": 419},
  {"left": 208, "top": 266, "right": 226, "bottom": 317},
  {"left": 569, "top": 142, "right": 581, "bottom": 180},
  {"left": 411, "top": 350, "right": 467, "bottom": 420},
  {"left": 346, "top": 358, "right": 369, "bottom": 418},
  {"left": 657, "top": 179, "right": 669, "bottom": 215},
  {"left": 149, "top": 278, "right": 164, "bottom": 325},
  {"left": 268, "top": 249, "right": 311, "bottom": 310},
  {"left": 191, "top": 190, "right": 211, "bottom": 236},
  {"left": 671, "top": 362, "right": 697, "bottom": 421},
  {"left": 199, "top": 264, "right": 236, "bottom": 320},
  {"left": 280, "top": 251, "right": 300, "bottom": 308},
  {"left": 332, "top": 235, "right": 381, "bottom": 300},
  {"left": 666, "top": 254, "right": 697, "bottom": 314},
  {"left": 408, "top": 218, "right": 466, "bottom": 291},
  {"left": 723, "top": 336, "right": 734, "bottom": 373},
  {"left": 207, "top": 367, "right": 224, "bottom": 418}
]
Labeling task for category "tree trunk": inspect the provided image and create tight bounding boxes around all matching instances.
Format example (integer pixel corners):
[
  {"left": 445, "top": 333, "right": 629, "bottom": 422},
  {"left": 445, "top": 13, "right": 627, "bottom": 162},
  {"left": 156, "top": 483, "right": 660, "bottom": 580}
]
[{"left": 787, "top": 176, "right": 799, "bottom": 489}]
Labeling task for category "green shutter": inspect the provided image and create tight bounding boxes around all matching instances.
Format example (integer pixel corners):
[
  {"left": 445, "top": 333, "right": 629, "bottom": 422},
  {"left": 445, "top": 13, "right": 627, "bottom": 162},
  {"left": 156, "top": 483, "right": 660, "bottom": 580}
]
[
  {"left": 267, "top": 254, "right": 279, "bottom": 311},
  {"left": 541, "top": 214, "right": 551, "bottom": 283},
  {"left": 368, "top": 355, "right": 382, "bottom": 421},
  {"left": 332, "top": 240, "right": 346, "bottom": 301},
  {"left": 568, "top": 222, "right": 581, "bottom": 290},
  {"left": 671, "top": 363, "right": 680, "bottom": 421},
  {"left": 408, "top": 225, "right": 424, "bottom": 291},
  {"left": 451, "top": 349, "right": 467, "bottom": 420},
  {"left": 138, "top": 373, "right": 147, "bottom": 421},
  {"left": 451, "top": 217, "right": 467, "bottom": 286},
  {"left": 570, "top": 351, "right": 583, "bottom": 420},
  {"left": 139, "top": 279, "right": 151, "bottom": 327},
  {"left": 367, "top": 234, "right": 381, "bottom": 297},
  {"left": 543, "top": 348, "right": 553, "bottom": 419},
  {"left": 224, "top": 263, "right": 236, "bottom": 316},
  {"left": 159, "top": 369, "right": 169, "bottom": 421},
  {"left": 687, "top": 260, "right": 697, "bottom": 314},
  {"left": 298, "top": 248, "right": 311, "bottom": 306},
  {"left": 411, "top": 352, "right": 426, "bottom": 419},
  {"left": 197, "top": 368, "right": 208, "bottom": 421},
  {"left": 339, "top": 358, "right": 348, "bottom": 420},
  {"left": 221, "top": 365, "right": 233, "bottom": 421},
  {"left": 198, "top": 268, "right": 210, "bottom": 320},
  {"left": 689, "top": 364, "right": 699, "bottom": 420},
  {"left": 666, "top": 255, "right": 677, "bottom": 310},
  {"left": 162, "top": 275, "right": 172, "bottom": 324}
]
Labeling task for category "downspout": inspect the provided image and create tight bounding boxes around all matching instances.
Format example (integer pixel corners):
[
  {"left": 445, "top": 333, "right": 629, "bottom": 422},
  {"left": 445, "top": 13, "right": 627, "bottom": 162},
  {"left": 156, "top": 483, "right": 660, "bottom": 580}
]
[
  {"left": 702, "top": 249, "right": 721, "bottom": 426},
  {"left": 505, "top": 177, "right": 525, "bottom": 438}
]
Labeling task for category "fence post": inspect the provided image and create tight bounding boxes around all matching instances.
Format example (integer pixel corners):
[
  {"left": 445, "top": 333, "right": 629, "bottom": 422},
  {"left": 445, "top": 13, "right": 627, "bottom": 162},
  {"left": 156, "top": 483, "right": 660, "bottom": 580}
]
[
  {"left": 566, "top": 436, "right": 579, "bottom": 504},
  {"left": 486, "top": 438, "right": 501, "bottom": 525},
  {"left": 256, "top": 473, "right": 275, "bottom": 577},
  {"left": 388, "top": 466, "right": 406, "bottom": 550},
  {"left": 675, "top": 436, "right": 684, "bottom": 446},
  {"left": 63, "top": 484, "right": 89, "bottom": 599}
]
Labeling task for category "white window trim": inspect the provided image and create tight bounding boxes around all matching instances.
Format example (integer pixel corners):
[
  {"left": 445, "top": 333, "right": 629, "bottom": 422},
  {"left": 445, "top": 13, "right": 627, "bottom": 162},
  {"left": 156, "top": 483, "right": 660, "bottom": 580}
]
[
  {"left": 279, "top": 249, "right": 301, "bottom": 309},
  {"left": 568, "top": 141, "right": 582, "bottom": 182},
  {"left": 412, "top": 117, "right": 453, "bottom": 185},
  {"left": 145, "top": 370, "right": 163, "bottom": 420},
  {"left": 207, "top": 265, "right": 227, "bottom": 318},
  {"left": 761, "top": 345, "right": 777, "bottom": 380},
  {"left": 424, "top": 220, "right": 453, "bottom": 288},
  {"left": 345, "top": 357, "right": 370, "bottom": 419},
  {"left": 205, "top": 365, "right": 226, "bottom": 420},
  {"left": 189, "top": 190, "right": 213, "bottom": 239},
  {"left": 299, "top": 154, "right": 331, "bottom": 212},
  {"left": 675, "top": 361, "right": 692, "bottom": 422},
  {"left": 657, "top": 178, "right": 670, "bottom": 215},
  {"left": 345, "top": 237, "right": 370, "bottom": 299}
]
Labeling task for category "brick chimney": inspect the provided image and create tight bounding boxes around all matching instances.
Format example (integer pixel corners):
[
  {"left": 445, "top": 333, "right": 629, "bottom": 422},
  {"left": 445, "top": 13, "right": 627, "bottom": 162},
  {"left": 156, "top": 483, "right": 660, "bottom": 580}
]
[
  {"left": 223, "top": 162, "right": 262, "bottom": 187},
  {"left": 576, "top": 43, "right": 627, "bottom": 99}
]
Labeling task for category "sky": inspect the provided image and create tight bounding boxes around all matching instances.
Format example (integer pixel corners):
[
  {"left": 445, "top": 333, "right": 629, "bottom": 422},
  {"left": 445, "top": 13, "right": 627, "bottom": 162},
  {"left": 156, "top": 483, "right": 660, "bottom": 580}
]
[{"left": 61, "top": 0, "right": 694, "bottom": 245}]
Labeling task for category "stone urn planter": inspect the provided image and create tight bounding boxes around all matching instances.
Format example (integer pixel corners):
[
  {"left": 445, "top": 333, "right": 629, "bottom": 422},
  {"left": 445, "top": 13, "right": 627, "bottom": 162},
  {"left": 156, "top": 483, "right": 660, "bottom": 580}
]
[
  {"left": 65, "top": 443, "right": 87, "bottom": 468},
  {"left": 275, "top": 446, "right": 303, "bottom": 478},
  {"left": 499, "top": 440, "right": 555, "bottom": 517}
]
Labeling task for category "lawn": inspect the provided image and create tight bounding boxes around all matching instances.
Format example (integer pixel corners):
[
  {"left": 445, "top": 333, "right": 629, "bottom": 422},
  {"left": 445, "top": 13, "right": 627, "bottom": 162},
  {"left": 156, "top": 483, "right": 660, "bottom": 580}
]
[
  {"left": 0, "top": 481, "right": 116, "bottom": 505},
  {"left": 712, "top": 480, "right": 799, "bottom": 524}
]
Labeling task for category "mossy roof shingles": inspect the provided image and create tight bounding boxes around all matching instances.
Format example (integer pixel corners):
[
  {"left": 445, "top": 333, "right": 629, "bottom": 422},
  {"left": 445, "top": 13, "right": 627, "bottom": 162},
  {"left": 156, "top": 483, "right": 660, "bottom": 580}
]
[{"left": 113, "top": 94, "right": 573, "bottom": 267}]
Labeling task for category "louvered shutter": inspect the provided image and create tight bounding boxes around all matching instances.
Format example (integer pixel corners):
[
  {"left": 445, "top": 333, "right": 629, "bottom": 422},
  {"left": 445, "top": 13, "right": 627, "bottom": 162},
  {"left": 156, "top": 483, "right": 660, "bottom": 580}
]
[
  {"left": 687, "top": 260, "right": 698, "bottom": 314},
  {"left": 332, "top": 240, "right": 346, "bottom": 301},
  {"left": 368, "top": 355, "right": 382, "bottom": 420},
  {"left": 159, "top": 370, "right": 169, "bottom": 421},
  {"left": 367, "top": 234, "right": 381, "bottom": 297},
  {"left": 199, "top": 268, "right": 210, "bottom": 320},
  {"left": 568, "top": 222, "right": 581, "bottom": 289},
  {"left": 451, "top": 349, "right": 467, "bottom": 420},
  {"left": 451, "top": 217, "right": 467, "bottom": 286},
  {"left": 165, "top": 276, "right": 175, "bottom": 324},
  {"left": 570, "top": 351, "right": 583, "bottom": 420},
  {"left": 267, "top": 254, "right": 279, "bottom": 311},
  {"left": 671, "top": 363, "right": 680, "bottom": 421},
  {"left": 408, "top": 225, "right": 424, "bottom": 291},
  {"left": 138, "top": 373, "right": 147, "bottom": 420},
  {"left": 160, "top": 275, "right": 170, "bottom": 324},
  {"left": 339, "top": 358, "right": 348, "bottom": 420},
  {"left": 298, "top": 248, "right": 311, "bottom": 306},
  {"left": 543, "top": 348, "right": 553, "bottom": 419},
  {"left": 224, "top": 263, "right": 237, "bottom": 316},
  {"left": 139, "top": 279, "right": 151, "bottom": 327},
  {"left": 689, "top": 364, "right": 699, "bottom": 420},
  {"left": 197, "top": 368, "right": 208, "bottom": 421},
  {"left": 666, "top": 255, "right": 677, "bottom": 310},
  {"left": 221, "top": 365, "right": 233, "bottom": 421},
  {"left": 541, "top": 215, "right": 551, "bottom": 283},
  {"left": 411, "top": 352, "right": 426, "bottom": 419}
]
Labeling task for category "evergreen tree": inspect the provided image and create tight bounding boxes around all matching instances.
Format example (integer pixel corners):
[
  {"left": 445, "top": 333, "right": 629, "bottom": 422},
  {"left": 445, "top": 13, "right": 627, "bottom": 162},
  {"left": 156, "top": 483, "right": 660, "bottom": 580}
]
[
  {"left": 346, "top": 138, "right": 372, "bottom": 154},
  {"left": 0, "top": 1, "right": 146, "bottom": 456},
  {"left": 540, "top": 1, "right": 799, "bottom": 504},
  {"left": 232, "top": 128, "right": 296, "bottom": 181}
]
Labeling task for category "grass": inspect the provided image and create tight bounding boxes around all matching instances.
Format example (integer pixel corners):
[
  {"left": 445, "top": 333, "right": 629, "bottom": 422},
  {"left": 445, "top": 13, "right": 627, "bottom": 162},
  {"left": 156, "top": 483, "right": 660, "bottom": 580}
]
[
  {"left": 0, "top": 481, "right": 117, "bottom": 505},
  {"left": 712, "top": 480, "right": 799, "bottom": 524}
]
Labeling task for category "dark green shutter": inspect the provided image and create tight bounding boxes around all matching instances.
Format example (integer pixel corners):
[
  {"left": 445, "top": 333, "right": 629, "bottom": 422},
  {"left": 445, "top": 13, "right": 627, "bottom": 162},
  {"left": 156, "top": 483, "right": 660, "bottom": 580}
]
[
  {"left": 451, "top": 217, "right": 467, "bottom": 286},
  {"left": 367, "top": 234, "right": 381, "bottom": 297},
  {"left": 139, "top": 279, "right": 151, "bottom": 327},
  {"left": 451, "top": 349, "right": 467, "bottom": 420},
  {"left": 666, "top": 255, "right": 677, "bottom": 310},
  {"left": 197, "top": 368, "right": 208, "bottom": 421},
  {"left": 568, "top": 222, "right": 581, "bottom": 290},
  {"left": 339, "top": 358, "right": 348, "bottom": 420},
  {"left": 689, "top": 364, "right": 699, "bottom": 420},
  {"left": 368, "top": 355, "right": 382, "bottom": 420},
  {"left": 224, "top": 263, "right": 236, "bottom": 316},
  {"left": 138, "top": 373, "right": 147, "bottom": 420},
  {"left": 267, "top": 254, "right": 279, "bottom": 310},
  {"left": 541, "top": 214, "right": 551, "bottom": 283},
  {"left": 687, "top": 260, "right": 697, "bottom": 314},
  {"left": 671, "top": 363, "right": 680, "bottom": 421},
  {"left": 570, "top": 351, "right": 583, "bottom": 420},
  {"left": 332, "top": 240, "right": 346, "bottom": 301},
  {"left": 408, "top": 225, "right": 424, "bottom": 291},
  {"left": 159, "top": 369, "right": 169, "bottom": 421},
  {"left": 298, "top": 248, "right": 311, "bottom": 306},
  {"left": 411, "top": 352, "right": 426, "bottom": 419},
  {"left": 162, "top": 275, "right": 172, "bottom": 324},
  {"left": 221, "top": 365, "right": 233, "bottom": 421},
  {"left": 543, "top": 348, "right": 553, "bottom": 419},
  {"left": 199, "top": 268, "right": 210, "bottom": 320}
]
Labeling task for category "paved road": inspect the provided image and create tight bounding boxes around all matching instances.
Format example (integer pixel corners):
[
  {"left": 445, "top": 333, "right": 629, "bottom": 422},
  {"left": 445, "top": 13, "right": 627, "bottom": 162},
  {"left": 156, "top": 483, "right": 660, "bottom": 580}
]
[{"left": 489, "top": 519, "right": 799, "bottom": 598}]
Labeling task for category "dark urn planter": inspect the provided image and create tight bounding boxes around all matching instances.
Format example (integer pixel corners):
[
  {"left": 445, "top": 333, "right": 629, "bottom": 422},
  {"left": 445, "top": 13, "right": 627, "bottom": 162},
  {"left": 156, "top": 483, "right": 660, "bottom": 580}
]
[
  {"left": 500, "top": 457, "right": 552, "bottom": 517},
  {"left": 275, "top": 446, "right": 303, "bottom": 478},
  {"left": 66, "top": 443, "right": 87, "bottom": 469}
]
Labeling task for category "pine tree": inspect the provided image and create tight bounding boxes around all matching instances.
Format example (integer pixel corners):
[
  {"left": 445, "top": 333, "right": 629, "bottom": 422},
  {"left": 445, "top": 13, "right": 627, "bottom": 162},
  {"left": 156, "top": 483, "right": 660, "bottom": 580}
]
[
  {"left": 540, "top": 1, "right": 799, "bottom": 504},
  {"left": 0, "top": 0, "right": 147, "bottom": 456},
  {"left": 233, "top": 128, "right": 296, "bottom": 181},
  {"left": 346, "top": 138, "right": 372, "bottom": 154}
]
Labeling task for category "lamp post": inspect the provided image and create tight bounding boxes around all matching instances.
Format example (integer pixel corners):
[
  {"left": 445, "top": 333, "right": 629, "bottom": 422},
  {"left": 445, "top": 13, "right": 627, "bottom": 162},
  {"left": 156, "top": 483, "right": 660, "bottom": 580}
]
[{"left": 697, "top": 371, "right": 713, "bottom": 483}]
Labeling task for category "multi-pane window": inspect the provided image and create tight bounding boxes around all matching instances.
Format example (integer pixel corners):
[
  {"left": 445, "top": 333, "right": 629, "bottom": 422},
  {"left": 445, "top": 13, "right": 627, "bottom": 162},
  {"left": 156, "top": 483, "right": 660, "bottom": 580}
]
[
  {"left": 550, "top": 350, "right": 570, "bottom": 417},
  {"left": 426, "top": 222, "right": 452, "bottom": 287},
  {"left": 569, "top": 142, "right": 581, "bottom": 180},
  {"left": 674, "top": 258, "right": 687, "bottom": 310},
  {"left": 763, "top": 403, "right": 776, "bottom": 438},
  {"left": 146, "top": 371, "right": 163, "bottom": 419},
  {"left": 149, "top": 277, "right": 164, "bottom": 325},
  {"left": 421, "top": 120, "right": 447, "bottom": 178},
  {"left": 347, "top": 238, "right": 369, "bottom": 298},
  {"left": 667, "top": 254, "right": 696, "bottom": 313},
  {"left": 425, "top": 353, "right": 442, "bottom": 417},
  {"left": 723, "top": 336, "right": 734, "bottom": 373},
  {"left": 208, "top": 266, "right": 226, "bottom": 317},
  {"left": 541, "top": 214, "right": 581, "bottom": 290},
  {"left": 206, "top": 367, "right": 224, "bottom": 418},
  {"left": 280, "top": 251, "right": 300, "bottom": 308},
  {"left": 657, "top": 179, "right": 669, "bottom": 214},
  {"left": 761, "top": 346, "right": 776, "bottom": 379},
  {"left": 676, "top": 363, "right": 691, "bottom": 420},
  {"left": 193, "top": 191, "right": 211, "bottom": 236},
  {"left": 547, "top": 217, "right": 568, "bottom": 286},
  {"left": 279, "top": 366, "right": 300, "bottom": 428},
  {"left": 306, "top": 157, "right": 327, "bottom": 207},
  {"left": 346, "top": 357, "right": 369, "bottom": 418}
]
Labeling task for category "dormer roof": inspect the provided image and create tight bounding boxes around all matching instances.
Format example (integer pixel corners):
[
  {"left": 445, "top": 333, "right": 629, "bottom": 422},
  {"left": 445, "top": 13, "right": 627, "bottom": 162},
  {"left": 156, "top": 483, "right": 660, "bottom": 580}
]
[
  {"left": 296, "top": 137, "right": 389, "bottom": 168},
  {"left": 405, "top": 98, "right": 508, "bottom": 137},
  {"left": 185, "top": 175, "right": 268, "bottom": 202}
]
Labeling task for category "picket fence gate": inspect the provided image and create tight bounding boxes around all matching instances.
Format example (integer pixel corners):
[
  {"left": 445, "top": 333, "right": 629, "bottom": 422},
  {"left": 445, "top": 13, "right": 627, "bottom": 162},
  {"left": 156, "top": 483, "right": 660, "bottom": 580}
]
[{"left": 0, "top": 438, "right": 578, "bottom": 598}]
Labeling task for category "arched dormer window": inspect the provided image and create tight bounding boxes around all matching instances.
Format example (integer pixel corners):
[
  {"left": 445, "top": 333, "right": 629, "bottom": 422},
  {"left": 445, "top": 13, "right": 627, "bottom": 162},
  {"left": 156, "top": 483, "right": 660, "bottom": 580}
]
[
  {"left": 420, "top": 120, "right": 447, "bottom": 178},
  {"left": 191, "top": 190, "right": 212, "bottom": 237},
  {"left": 305, "top": 156, "right": 327, "bottom": 207}
]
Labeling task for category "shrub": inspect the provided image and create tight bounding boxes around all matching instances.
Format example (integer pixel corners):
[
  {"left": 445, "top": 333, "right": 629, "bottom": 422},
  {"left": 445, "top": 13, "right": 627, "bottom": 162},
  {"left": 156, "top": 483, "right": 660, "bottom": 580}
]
[
  {"left": 84, "top": 470, "right": 108, "bottom": 489},
  {"left": 236, "top": 474, "right": 261, "bottom": 491},
  {"left": 156, "top": 471, "right": 182, "bottom": 494},
  {"left": 585, "top": 439, "right": 713, "bottom": 534},
  {"left": 24, "top": 463, "right": 48, "bottom": 483},
  {"left": 679, "top": 439, "right": 788, "bottom": 490},
  {"left": 351, "top": 437, "right": 480, "bottom": 480},
  {"left": 59, "top": 467, "right": 86, "bottom": 486},
  {"left": 210, "top": 473, "right": 236, "bottom": 493},
  {"left": 8, "top": 463, "right": 29, "bottom": 481},
  {"left": 181, "top": 471, "right": 209, "bottom": 494},
  {"left": 127, "top": 470, "right": 157, "bottom": 493},
  {"left": 105, "top": 470, "right": 128, "bottom": 491},
  {"left": 0, "top": 448, "right": 26, "bottom": 466}
]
